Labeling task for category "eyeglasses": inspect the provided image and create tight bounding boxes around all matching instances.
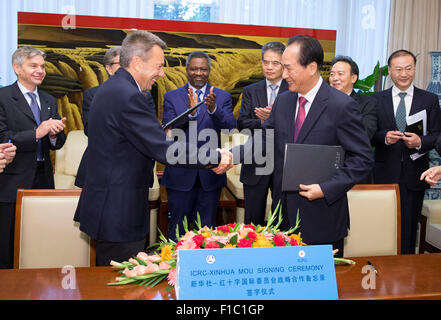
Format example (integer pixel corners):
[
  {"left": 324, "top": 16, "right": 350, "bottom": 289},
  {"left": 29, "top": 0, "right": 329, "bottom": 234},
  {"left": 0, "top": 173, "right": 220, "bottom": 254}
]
[
  {"left": 263, "top": 60, "right": 282, "bottom": 67},
  {"left": 109, "top": 61, "right": 120, "bottom": 66},
  {"left": 391, "top": 66, "right": 414, "bottom": 74}
]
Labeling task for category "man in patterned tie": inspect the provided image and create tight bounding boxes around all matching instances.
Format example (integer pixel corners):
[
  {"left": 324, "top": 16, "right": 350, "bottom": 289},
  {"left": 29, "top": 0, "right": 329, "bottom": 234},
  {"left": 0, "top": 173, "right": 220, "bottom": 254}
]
[
  {"left": 0, "top": 46, "right": 66, "bottom": 268},
  {"left": 372, "top": 49, "right": 441, "bottom": 254},
  {"left": 161, "top": 51, "right": 236, "bottom": 240},
  {"left": 231, "top": 35, "right": 373, "bottom": 257},
  {"left": 237, "top": 42, "right": 288, "bottom": 225}
]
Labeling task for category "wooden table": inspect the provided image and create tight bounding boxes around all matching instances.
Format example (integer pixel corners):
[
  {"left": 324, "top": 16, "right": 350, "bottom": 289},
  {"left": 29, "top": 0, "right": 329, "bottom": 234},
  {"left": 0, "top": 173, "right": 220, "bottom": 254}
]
[{"left": 0, "top": 253, "right": 440, "bottom": 300}]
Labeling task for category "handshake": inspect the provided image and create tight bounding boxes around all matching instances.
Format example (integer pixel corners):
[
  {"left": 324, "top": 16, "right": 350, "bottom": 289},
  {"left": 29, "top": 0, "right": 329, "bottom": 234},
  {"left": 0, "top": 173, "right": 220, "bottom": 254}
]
[
  {"left": 212, "top": 148, "right": 234, "bottom": 175},
  {"left": 0, "top": 142, "right": 17, "bottom": 173}
]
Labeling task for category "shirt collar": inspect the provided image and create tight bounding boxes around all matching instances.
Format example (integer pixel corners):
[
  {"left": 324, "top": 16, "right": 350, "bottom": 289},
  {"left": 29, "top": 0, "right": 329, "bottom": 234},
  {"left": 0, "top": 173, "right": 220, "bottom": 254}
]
[
  {"left": 266, "top": 78, "right": 283, "bottom": 88},
  {"left": 189, "top": 83, "right": 208, "bottom": 95},
  {"left": 17, "top": 80, "right": 39, "bottom": 98},
  {"left": 299, "top": 77, "right": 323, "bottom": 103},
  {"left": 392, "top": 84, "right": 414, "bottom": 98}
]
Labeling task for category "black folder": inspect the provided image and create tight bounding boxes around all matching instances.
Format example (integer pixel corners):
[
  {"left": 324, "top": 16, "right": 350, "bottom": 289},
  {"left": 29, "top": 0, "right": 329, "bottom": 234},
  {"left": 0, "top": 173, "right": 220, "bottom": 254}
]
[
  {"left": 282, "top": 143, "right": 345, "bottom": 191},
  {"left": 161, "top": 100, "right": 204, "bottom": 129},
  {"left": 405, "top": 119, "right": 424, "bottom": 136}
]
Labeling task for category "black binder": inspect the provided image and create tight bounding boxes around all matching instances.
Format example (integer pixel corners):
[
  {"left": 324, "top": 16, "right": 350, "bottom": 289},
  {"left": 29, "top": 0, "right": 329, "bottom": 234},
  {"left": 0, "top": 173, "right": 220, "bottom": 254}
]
[
  {"left": 405, "top": 119, "right": 424, "bottom": 136},
  {"left": 281, "top": 143, "right": 345, "bottom": 191},
  {"left": 161, "top": 100, "right": 204, "bottom": 129}
]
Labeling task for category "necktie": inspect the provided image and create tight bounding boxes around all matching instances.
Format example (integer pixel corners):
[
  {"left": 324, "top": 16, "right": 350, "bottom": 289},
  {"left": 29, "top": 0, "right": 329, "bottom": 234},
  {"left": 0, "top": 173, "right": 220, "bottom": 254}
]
[
  {"left": 395, "top": 92, "right": 407, "bottom": 132},
  {"left": 294, "top": 96, "right": 307, "bottom": 142},
  {"left": 195, "top": 89, "right": 203, "bottom": 115},
  {"left": 27, "top": 92, "right": 44, "bottom": 161},
  {"left": 269, "top": 84, "right": 279, "bottom": 106}
]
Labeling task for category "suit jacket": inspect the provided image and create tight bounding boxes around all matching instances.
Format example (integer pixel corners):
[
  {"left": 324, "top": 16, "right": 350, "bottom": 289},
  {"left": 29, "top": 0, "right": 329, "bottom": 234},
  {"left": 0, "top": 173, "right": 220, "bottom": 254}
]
[
  {"left": 240, "top": 80, "right": 373, "bottom": 244},
  {"left": 75, "top": 86, "right": 156, "bottom": 187},
  {"left": 372, "top": 86, "right": 441, "bottom": 190},
  {"left": 160, "top": 83, "right": 237, "bottom": 192},
  {"left": 0, "top": 82, "right": 66, "bottom": 202},
  {"left": 74, "top": 86, "right": 99, "bottom": 187},
  {"left": 350, "top": 90, "right": 377, "bottom": 140},
  {"left": 74, "top": 69, "right": 218, "bottom": 242}
]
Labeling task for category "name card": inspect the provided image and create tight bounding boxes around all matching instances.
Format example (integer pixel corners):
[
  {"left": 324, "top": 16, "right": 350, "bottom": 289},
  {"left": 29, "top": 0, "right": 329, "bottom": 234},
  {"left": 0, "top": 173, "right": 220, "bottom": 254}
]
[{"left": 176, "top": 245, "right": 338, "bottom": 300}]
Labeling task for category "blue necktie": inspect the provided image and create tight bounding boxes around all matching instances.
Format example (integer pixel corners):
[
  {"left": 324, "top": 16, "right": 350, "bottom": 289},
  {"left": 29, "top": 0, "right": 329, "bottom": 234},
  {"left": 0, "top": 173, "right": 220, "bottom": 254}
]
[
  {"left": 195, "top": 89, "right": 203, "bottom": 115},
  {"left": 395, "top": 92, "right": 407, "bottom": 132},
  {"left": 27, "top": 92, "right": 44, "bottom": 161}
]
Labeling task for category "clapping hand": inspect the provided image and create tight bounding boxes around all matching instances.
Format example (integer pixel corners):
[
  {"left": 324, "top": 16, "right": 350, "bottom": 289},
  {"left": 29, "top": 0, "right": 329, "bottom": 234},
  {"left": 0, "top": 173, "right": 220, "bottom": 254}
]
[
  {"left": 0, "top": 142, "right": 17, "bottom": 172},
  {"left": 212, "top": 148, "right": 233, "bottom": 175},
  {"left": 36, "top": 117, "right": 67, "bottom": 139},
  {"left": 204, "top": 86, "right": 217, "bottom": 113}
]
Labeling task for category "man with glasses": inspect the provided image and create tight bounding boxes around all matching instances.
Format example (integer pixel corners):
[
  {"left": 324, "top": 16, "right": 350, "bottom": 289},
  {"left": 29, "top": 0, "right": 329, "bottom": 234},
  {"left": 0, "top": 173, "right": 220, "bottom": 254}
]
[
  {"left": 75, "top": 46, "right": 121, "bottom": 188},
  {"left": 372, "top": 49, "right": 441, "bottom": 254},
  {"left": 161, "top": 51, "right": 236, "bottom": 240},
  {"left": 237, "top": 42, "right": 288, "bottom": 225}
]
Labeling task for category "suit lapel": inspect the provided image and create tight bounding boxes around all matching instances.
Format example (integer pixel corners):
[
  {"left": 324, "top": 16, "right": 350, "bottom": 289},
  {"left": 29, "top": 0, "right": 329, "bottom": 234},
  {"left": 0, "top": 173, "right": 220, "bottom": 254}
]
[
  {"left": 257, "top": 80, "right": 268, "bottom": 107},
  {"left": 295, "top": 81, "right": 328, "bottom": 144},
  {"left": 409, "top": 87, "right": 423, "bottom": 116},
  {"left": 379, "top": 88, "right": 396, "bottom": 128},
  {"left": 39, "top": 92, "right": 52, "bottom": 122},
  {"left": 11, "top": 82, "right": 37, "bottom": 124}
]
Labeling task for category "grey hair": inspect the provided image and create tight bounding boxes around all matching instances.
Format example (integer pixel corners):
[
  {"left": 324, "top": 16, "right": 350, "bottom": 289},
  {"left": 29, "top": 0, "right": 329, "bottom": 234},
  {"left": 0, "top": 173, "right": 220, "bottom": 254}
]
[
  {"left": 186, "top": 51, "right": 211, "bottom": 68},
  {"left": 103, "top": 46, "right": 121, "bottom": 66},
  {"left": 261, "top": 42, "right": 285, "bottom": 60},
  {"left": 12, "top": 46, "right": 46, "bottom": 66},
  {"left": 120, "top": 31, "right": 167, "bottom": 68}
]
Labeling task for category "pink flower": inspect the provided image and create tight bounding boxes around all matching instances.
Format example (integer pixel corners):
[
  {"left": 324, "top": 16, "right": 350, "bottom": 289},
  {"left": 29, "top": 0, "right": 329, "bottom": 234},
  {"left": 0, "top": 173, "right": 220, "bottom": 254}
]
[
  {"left": 145, "top": 263, "right": 159, "bottom": 273},
  {"left": 123, "top": 267, "right": 137, "bottom": 278},
  {"left": 180, "top": 231, "right": 196, "bottom": 241},
  {"left": 290, "top": 238, "right": 299, "bottom": 246},
  {"left": 136, "top": 252, "right": 149, "bottom": 261},
  {"left": 238, "top": 238, "right": 252, "bottom": 248},
  {"left": 206, "top": 235, "right": 229, "bottom": 245},
  {"left": 110, "top": 260, "right": 122, "bottom": 267},
  {"left": 168, "top": 268, "right": 177, "bottom": 286},
  {"left": 134, "top": 265, "right": 148, "bottom": 276},
  {"left": 276, "top": 232, "right": 290, "bottom": 242},
  {"left": 192, "top": 234, "right": 205, "bottom": 247},
  {"left": 205, "top": 241, "right": 220, "bottom": 249},
  {"left": 129, "top": 258, "right": 139, "bottom": 265},
  {"left": 247, "top": 231, "right": 257, "bottom": 241},
  {"left": 159, "top": 261, "right": 171, "bottom": 270},
  {"left": 273, "top": 235, "right": 286, "bottom": 247},
  {"left": 176, "top": 238, "right": 197, "bottom": 251},
  {"left": 262, "top": 232, "right": 274, "bottom": 240},
  {"left": 147, "top": 255, "right": 161, "bottom": 262}
]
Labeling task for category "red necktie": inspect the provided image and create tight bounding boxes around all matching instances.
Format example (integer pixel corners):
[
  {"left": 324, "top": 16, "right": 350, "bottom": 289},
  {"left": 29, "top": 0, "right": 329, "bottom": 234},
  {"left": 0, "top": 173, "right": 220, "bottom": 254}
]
[{"left": 294, "top": 96, "right": 307, "bottom": 142}]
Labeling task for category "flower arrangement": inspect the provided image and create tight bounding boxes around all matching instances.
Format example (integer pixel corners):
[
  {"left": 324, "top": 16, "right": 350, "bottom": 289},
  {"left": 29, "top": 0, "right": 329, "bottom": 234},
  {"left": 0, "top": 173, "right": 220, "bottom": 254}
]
[{"left": 108, "top": 203, "right": 354, "bottom": 289}]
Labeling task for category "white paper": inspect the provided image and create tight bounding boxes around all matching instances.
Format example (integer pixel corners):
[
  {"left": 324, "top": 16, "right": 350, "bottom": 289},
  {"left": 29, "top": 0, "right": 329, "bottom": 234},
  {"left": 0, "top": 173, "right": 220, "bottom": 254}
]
[{"left": 407, "top": 109, "right": 427, "bottom": 160}]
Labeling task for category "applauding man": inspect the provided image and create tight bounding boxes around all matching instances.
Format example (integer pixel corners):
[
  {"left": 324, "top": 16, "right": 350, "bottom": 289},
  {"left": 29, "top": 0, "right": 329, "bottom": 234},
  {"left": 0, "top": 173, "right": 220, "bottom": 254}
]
[{"left": 0, "top": 46, "right": 66, "bottom": 268}]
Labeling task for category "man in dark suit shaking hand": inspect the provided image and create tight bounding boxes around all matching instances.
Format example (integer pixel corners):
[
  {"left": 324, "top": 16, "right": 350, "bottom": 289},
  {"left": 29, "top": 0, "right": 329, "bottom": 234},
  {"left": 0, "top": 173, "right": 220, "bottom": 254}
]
[
  {"left": 372, "top": 50, "right": 441, "bottom": 254},
  {"left": 236, "top": 36, "right": 374, "bottom": 257},
  {"left": 74, "top": 31, "right": 233, "bottom": 266}
]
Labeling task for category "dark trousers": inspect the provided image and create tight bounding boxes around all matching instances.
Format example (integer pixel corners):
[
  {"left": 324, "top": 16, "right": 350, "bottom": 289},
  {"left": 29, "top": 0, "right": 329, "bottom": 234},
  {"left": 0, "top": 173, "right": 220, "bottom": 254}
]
[
  {"left": 166, "top": 176, "right": 221, "bottom": 241},
  {"left": 399, "top": 183, "right": 425, "bottom": 254},
  {"left": 243, "top": 174, "right": 273, "bottom": 226},
  {"left": 95, "top": 238, "right": 147, "bottom": 266},
  {"left": 0, "top": 162, "right": 52, "bottom": 269}
]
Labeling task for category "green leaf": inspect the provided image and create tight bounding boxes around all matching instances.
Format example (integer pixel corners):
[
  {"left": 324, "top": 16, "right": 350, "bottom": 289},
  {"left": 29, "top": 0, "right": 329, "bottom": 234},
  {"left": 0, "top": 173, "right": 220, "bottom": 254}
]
[{"left": 229, "top": 234, "right": 238, "bottom": 245}]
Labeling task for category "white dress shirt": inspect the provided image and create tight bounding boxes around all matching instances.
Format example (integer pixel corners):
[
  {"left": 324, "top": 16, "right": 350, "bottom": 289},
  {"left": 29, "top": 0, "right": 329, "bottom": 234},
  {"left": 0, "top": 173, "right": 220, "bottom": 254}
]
[
  {"left": 295, "top": 77, "right": 323, "bottom": 120},
  {"left": 265, "top": 78, "right": 283, "bottom": 106},
  {"left": 17, "top": 80, "right": 57, "bottom": 147}
]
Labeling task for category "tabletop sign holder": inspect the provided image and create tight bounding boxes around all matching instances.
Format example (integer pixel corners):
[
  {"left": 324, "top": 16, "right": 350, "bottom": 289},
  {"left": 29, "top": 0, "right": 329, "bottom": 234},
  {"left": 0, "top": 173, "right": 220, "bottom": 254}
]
[{"left": 176, "top": 245, "right": 338, "bottom": 300}]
